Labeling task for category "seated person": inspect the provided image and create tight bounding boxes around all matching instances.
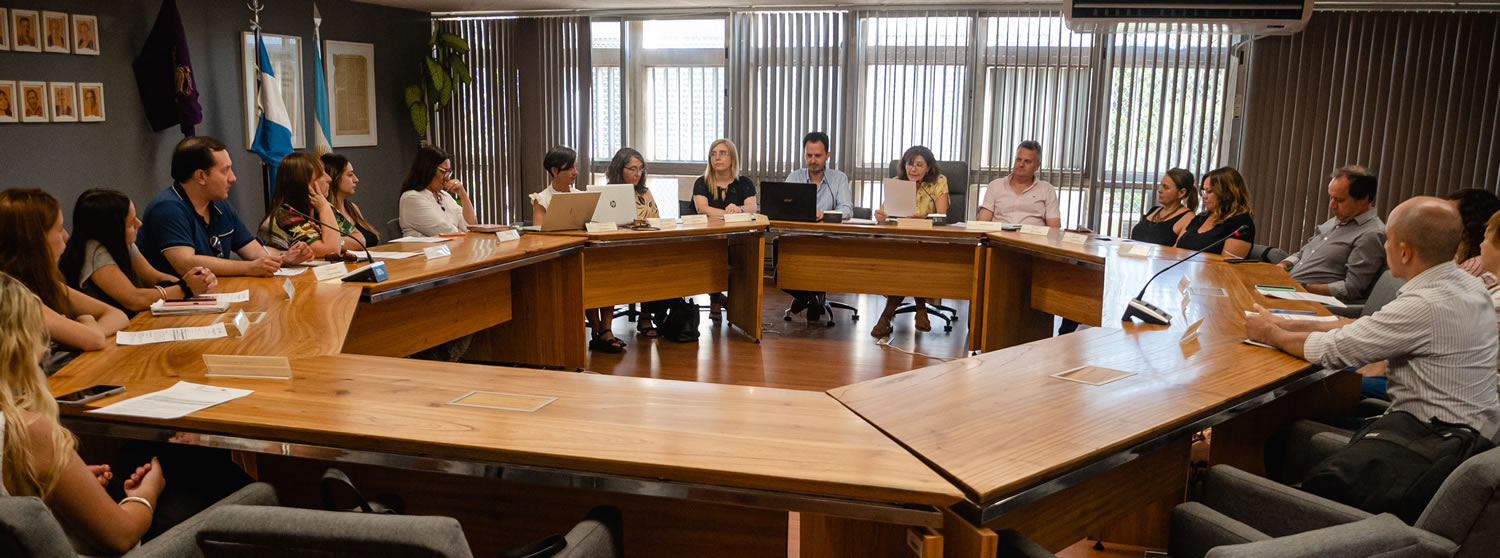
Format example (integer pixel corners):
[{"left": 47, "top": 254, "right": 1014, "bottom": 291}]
[
  {"left": 59, "top": 189, "right": 217, "bottom": 315},
  {"left": 398, "top": 145, "right": 477, "bottom": 237},
  {"left": 1129, "top": 168, "right": 1196, "bottom": 246},
  {"left": 0, "top": 189, "right": 129, "bottom": 372},
  {"left": 976, "top": 140, "right": 1059, "bottom": 227},
  {"left": 784, "top": 132, "right": 851, "bottom": 322},
  {"left": 872, "top": 146, "right": 950, "bottom": 338},
  {"left": 1445, "top": 188, "right": 1500, "bottom": 277},
  {"left": 137, "top": 136, "right": 305, "bottom": 277},
  {"left": 322, "top": 153, "right": 381, "bottom": 250},
  {"left": 1276, "top": 166, "right": 1385, "bottom": 303},
  {"left": 1247, "top": 197, "right": 1500, "bottom": 441},
  {"left": 260, "top": 152, "right": 342, "bottom": 258},
  {"left": 0, "top": 271, "right": 165, "bottom": 555},
  {"left": 693, "top": 138, "right": 756, "bottom": 317},
  {"left": 1175, "top": 166, "right": 1256, "bottom": 258},
  {"left": 545, "top": 145, "right": 620, "bottom": 353},
  {"left": 608, "top": 147, "right": 670, "bottom": 338}
]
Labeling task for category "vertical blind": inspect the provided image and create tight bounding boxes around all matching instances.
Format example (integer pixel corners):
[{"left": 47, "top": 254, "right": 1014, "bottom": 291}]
[{"left": 1243, "top": 11, "right": 1500, "bottom": 250}]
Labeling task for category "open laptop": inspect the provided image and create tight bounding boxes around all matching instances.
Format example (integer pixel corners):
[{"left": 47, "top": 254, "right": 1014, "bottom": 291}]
[
  {"left": 520, "top": 191, "right": 602, "bottom": 232},
  {"left": 759, "top": 181, "right": 817, "bottom": 222},
  {"left": 588, "top": 184, "right": 635, "bottom": 225}
]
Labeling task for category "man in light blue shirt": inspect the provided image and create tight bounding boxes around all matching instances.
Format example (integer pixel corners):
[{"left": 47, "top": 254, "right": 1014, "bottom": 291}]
[{"left": 782, "top": 132, "right": 851, "bottom": 321}]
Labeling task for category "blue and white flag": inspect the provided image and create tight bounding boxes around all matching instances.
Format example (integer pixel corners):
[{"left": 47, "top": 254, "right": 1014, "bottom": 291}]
[
  {"left": 310, "top": 3, "right": 332, "bottom": 155},
  {"left": 249, "top": 29, "right": 293, "bottom": 192}
]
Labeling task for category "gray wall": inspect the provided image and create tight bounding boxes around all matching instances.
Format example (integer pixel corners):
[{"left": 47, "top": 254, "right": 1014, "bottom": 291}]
[{"left": 0, "top": 0, "right": 429, "bottom": 234}]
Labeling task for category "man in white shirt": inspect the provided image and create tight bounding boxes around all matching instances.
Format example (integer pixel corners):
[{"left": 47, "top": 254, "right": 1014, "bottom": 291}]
[
  {"left": 976, "top": 140, "right": 1061, "bottom": 227},
  {"left": 1247, "top": 197, "right": 1500, "bottom": 439}
]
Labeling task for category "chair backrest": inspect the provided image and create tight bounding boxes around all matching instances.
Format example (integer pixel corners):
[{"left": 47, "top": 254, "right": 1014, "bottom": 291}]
[
  {"left": 556, "top": 505, "right": 624, "bottom": 558},
  {"left": 194, "top": 505, "right": 473, "bottom": 558},
  {"left": 1416, "top": 446, "right": 1500, "bottom": 555},
  {"left": 384, "top": 218, "right": 402, "bottom": 243},
  {"left": 0, "top": 496, "right": 75, "bottom": 558},
  {"left": 1360, "top": 270, "right": 1404, "bottom": 317},
  {"left": 885, "top": 159, "right": 969, "bottom": 222}
]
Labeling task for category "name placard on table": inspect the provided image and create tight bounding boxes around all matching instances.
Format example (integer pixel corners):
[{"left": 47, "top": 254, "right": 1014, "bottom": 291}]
[
  {"left": 1020, "top": 224, "right": 1051, "bottom": 236},
  {"left": 647, "top": 217, "right": 677, "bottom": 229},
  {"left": 423, "top": 245, "right": 452, "bottom": 259},
  {"left": 313, "top": 263, "right": 350, "bottom": 281},
  {"left": 585, "top": 222, "right": 619, "bottom": 233},
  {"left": 895, "top": 218, "right": 933, "bottom": 229},
  {"left": 1062, "top": 232, "right": 1089, "bottom": 244},
  {"left": 495, "top": 230, "right": 521, "bottom": 242},
  {"left": 682, "top": 214, "right": 709, "bottom": 226},
  {"left": 722, "top": 212, "right": 754, "bottom": 223},
  {"left": 965, "top": 220, "right": 1007, "bottom": 232}
]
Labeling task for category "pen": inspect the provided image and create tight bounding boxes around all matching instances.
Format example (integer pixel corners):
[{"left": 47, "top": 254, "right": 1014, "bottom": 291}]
[
  {"left": 1255, "top": 284, "right": 1296, "bottom": 291},
  {"left": 1269, "top": 309, "right": 1317, "bottom": 315}
]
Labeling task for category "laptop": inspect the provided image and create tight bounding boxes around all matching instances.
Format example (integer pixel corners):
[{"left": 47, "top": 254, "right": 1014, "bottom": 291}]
[
  {"left": 520, "top": 191, "right": 601, "bottom": 232},
  {"left": 881, "top": 178, "right": 918, "bottom": 218},
  {"left": 588, "top": 184, "right": 636, "bottom": 225},
  {"left": 759, "top": 181, "right": 817, "bottom": 222}
]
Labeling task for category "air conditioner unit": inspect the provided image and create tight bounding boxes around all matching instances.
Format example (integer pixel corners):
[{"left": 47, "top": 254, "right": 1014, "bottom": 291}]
[{"left": 1063, "top": 1, "right": 1312, "bottom": 35}]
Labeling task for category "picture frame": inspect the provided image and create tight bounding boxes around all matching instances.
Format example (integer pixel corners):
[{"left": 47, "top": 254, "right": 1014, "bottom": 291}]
[
  {"left": 72, "top": 14, "right": 99, "bottom": 55},
  {"left": 49, "top": 82, "right": 77, "bottom": 122},
  {"left": 0, "top": 81, "right": 17, "bottom": 123},
  {"left": 241, "top": 32, "right": 305, "bottom": 150},
  {"left": 0, "top": 8, "right": 10, "bottom": 52},
  {"left": 324, "top": 40, "right": 378, "bottom": 147},
  {"left": 11, "top": 9, "right": 40, "bottom": 52},
  {"left": 41, "top": 11, "right": 69, "bottom": 54},
  {"left": 78, "top": 82, "right": 105, "bottom": 122},
  {"left": 19, "top": 81, "right": 47, "bottom": 122}
]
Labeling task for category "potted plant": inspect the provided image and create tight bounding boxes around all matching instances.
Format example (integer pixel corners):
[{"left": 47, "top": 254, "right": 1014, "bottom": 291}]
[{"left": 405, "top": 29, "right": 472, "bottom": 139}]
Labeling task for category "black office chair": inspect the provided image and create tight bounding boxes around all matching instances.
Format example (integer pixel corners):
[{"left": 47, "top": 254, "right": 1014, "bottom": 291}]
[{"left": 885, "top": 159, "right": 970, "bottom": 332}]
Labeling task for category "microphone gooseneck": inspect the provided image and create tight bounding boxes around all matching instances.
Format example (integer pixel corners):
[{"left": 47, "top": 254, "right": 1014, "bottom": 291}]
[
  {"left": 280, "top": 203, "right": 373, "bottom": 263},
  {"left": 1122, "top": 224, "right": 1249, "bottom": 325}
]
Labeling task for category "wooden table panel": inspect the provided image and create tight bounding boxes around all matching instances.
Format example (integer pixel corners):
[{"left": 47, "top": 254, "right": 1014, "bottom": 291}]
[
  {"left": 778, "top": 236, "right": 978, "bottom": 300},
  {"left": 727, "top": 234, "right": 766, "bottom": 340},
  {"left": 343, "top": 270, "right": 512, "bottom": 357},
  {"left": 363, "top": 233, "right": 584, "bottom": 295},
  {"left": 580, "top": 240, "right": 729, "bottom": 308},
  {"left": 468, "top": 251, "right": 587, "bottom": 369}
]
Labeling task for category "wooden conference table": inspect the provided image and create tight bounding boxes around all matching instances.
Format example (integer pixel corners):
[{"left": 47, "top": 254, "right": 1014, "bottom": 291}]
[{"left": 832, "top": 230, "right": 1357, "bottom": 554}]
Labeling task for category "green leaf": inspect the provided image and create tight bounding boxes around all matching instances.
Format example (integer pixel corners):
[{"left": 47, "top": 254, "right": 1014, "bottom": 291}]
[
  {"left": 425, "top": 58, "right": 449, "bottom": 93},
  {"left": 404, "top": 84, "right": 423, "bottom": 108},
  {"left": 450, "top": 58, "right": 472, "bottom": 84},
  {"left": 410, "top": 104, "right": 428, "bottom": 135},
  {"left": 437, "top": 32, "right": 469, "bottom": 54}
]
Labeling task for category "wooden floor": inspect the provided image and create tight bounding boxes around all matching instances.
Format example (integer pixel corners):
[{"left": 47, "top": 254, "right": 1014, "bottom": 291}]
[{"left": 583, "top": 277, "right": 978, "bottom": 392}]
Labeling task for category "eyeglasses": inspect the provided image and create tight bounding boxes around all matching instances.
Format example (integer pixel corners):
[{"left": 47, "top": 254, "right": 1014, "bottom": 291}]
[
  {"left": 624, "top": 165, "right": 645, "bottom": 173},
  {"left": 437, "top": 167, "right": 453, "bottom": 176},
  {"left": 710, "top": 150, "right": 731, "bottom": 158}
]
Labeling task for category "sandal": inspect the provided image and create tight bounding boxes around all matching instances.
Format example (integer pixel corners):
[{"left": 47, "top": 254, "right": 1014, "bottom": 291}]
[
  {"left": 588, "top": 337, "right": 623, "bottom": 354},
  {"left": 637, "top": 320, "right": 660, "bottom": 338}
]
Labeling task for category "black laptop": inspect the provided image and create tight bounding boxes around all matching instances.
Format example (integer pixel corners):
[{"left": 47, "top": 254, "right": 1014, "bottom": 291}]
[{"left": 759, "top": 181, "right": 817, "bottom": 222}]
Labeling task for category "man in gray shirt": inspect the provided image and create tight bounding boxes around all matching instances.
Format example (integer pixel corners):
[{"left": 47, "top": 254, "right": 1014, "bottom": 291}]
[
  {"left": 1277, "top": 166, "right": 1386, "bottom": 303},
  {"left": 1248, "top": 197, "right": 1500, "bottom": 439},
  {"left": 783, "top": 132, "right": 852, "bottom": 321}
]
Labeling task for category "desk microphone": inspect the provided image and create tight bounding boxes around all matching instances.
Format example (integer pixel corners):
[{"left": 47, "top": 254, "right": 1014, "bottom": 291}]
[
  {"left": 1122, "top": 224, "right": 1249, "bottom": 326},
  {"left": 279, "top": 203, "right": 387, "bottom": 283}
]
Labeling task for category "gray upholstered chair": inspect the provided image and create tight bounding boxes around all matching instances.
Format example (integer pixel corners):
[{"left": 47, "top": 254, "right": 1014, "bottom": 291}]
[
  {"left": 0, "top": 482, "right": 278, "bottom": 558},
  {"left": 1331, "top": 268, "right": 1404, "bottom": 318},
  {"left": 885, "top": 159, "right": 970, "bottom": 332},
  {"left": 190, "top": 505, "right": 473, "bottom": 557},
  {"left": 384, "top": 217, "right": 402, "bottom": 243}
]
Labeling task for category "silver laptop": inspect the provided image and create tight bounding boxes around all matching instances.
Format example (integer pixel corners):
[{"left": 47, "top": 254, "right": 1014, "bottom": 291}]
[
  {"left": 523, "top": 191, "right": 601, "bottom": 232},
  {"left": 588, "top": 184, "right": 636, "bottom": 225}
]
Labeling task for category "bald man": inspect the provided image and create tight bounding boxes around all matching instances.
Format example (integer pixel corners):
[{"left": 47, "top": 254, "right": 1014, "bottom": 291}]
[{"left": 1248, "top": 196, "right": 1500, "bottom": 439}]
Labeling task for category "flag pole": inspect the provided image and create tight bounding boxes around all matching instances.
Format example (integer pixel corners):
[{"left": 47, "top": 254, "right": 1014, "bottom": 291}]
[{"left": 248, "top": 0, "right": 271, "bottom": 214}]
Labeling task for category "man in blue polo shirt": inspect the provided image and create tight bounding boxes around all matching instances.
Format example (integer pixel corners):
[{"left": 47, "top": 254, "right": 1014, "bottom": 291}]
[{"left": 138, "top": 136, "right": 311, "bottom": 277}]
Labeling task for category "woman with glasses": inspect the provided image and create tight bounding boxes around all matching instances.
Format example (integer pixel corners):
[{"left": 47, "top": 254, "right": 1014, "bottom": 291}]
[
  {"left": 606, "top": 147, "right": 669, "bottom": 338},
  {"left": 692, "top": 139, "right": 757, "bottom": 217},
  {"left": 399, "top": 145, "right": 477, "bottom": 237},
  {"left": 1176, "top": 166, "right": 1256, "bottom": 258},
  {"left": 871, "top": 146, "right": 949, "bottom": 338}
]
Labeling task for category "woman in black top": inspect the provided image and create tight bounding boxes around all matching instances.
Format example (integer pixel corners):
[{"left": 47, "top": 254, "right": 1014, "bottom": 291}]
[
  {"left": 1130, "top": 168, "right": 1197, "bottom": 246},
  {"left": 692, "top": 138, "right": 757, "bottom": 216},
  {"left": 1176, "top": 166, "right": 1256, "bottom": 257}
]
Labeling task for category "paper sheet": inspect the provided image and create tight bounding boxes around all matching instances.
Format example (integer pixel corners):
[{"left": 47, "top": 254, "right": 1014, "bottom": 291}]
[
  {"left": 88, "top": 381, "right": 253, "bottom": 419},
  {"left": 273, "top": 267, "right": 306, "bottom": 276},
  {"left": 203, "top": 290, "right": 250, "bottom": 303},
  {"left": 1255, "top": 287, "right": 1347, "bottom": 308},
  {"left": 1244, "top": 310, "right": 1340, "bottom": 322},
  {"left": 364, "top": 251, "right": 421, "bottom": 259},
  {"left": 115, "top": 323, "right": 229, "bottom": 346},
  {"left": 389, "top": 236, "right": 452, "bottom": 243}
]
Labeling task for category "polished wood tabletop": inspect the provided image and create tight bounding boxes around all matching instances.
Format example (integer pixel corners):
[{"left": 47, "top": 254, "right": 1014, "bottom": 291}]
[
  {"left": 830, "top": 252, "right": 1328, "bottom": 504},
  {"left": 538, "top": 218, "right": 767, "bottom": 242},
  {"left": 64, "top": 353, "right": 964, "bottom": 508},
  {"left": 51, "top": 275, "right": 362, "bottom": 396},
  {"left": 364, "top": 233, "right": 585, "bottom": 295}
]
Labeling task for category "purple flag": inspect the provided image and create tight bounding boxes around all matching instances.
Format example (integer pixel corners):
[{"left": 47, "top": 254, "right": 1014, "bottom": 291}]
[{"left": 133, "top": 0, "right": 201, "bottom": 135}]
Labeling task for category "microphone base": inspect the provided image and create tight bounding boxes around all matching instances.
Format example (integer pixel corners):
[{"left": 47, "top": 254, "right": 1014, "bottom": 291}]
[
  {"left": 1122, "top": 298, "right": 1172, "bottom": 326},
  {"left": 341, "top": 261, "right": 388, "bottom": 283}
]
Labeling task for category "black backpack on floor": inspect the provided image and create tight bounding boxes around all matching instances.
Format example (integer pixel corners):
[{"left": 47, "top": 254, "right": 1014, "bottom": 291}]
[
  {"left": 1301, "top": 410, "right": 1495, "bottom": 523},
  {"left": 657, "top": 298, "right": 700, "bottom": 343}
]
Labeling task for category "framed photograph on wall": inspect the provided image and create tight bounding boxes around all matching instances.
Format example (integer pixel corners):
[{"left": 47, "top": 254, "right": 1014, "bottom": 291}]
[
  {"left": 41, "top": 11, "right": 69, "bottom": 54},
  {"left": 78, "top": 82, "right": 105, "bottom": 122},
  {"left": 241, "top": 32, "right": 305, "bottom": 150},
  {"left": 325, "top": 40, "right": 378, "bottom": 147},
  {"left": 72, "top": 14, "right": 98, "bottom": 55},
  {"left": 49, "top": 82, "right": 77, "bottom": 122},
  {"left": 19, "top": 81, "right": 47, "bottom": 122},
  {"left": 0, "top": 81, "right": 17, "bottom": 123},
  {"left": 11, "top": 9, "right": 40, "bottom": 52},
  {"left": 0, "top": 8, "right": 11, "bottom": 51}
]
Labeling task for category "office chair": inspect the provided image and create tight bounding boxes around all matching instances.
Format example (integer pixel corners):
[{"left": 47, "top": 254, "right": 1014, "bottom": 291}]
[
  {"left": 385, "top": 218, "right": 402, "bottom": 243},
  {"left": 772, "top": 233, "right": 859, "bottom": 326},
  {"left": 886, "top": 159, "right": 970, "bottom": 332}
]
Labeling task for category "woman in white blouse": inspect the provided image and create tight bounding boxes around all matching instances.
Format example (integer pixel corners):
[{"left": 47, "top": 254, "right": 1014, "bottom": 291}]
[
  {"left": 398, "top": 145, "right": 477, "bottom": 237},
  {"left": 529, "top": 146, "right": 581, "bottom": 227}
]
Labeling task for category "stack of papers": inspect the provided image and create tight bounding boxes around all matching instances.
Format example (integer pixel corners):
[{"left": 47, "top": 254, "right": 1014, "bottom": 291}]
[
  {"left": 1255, "top": 287, "right": 1347, "bottom": 308},
  {"left": 389, "top": 236, "right": 451, "bottom": 243},
  {"left": 364, "top": 251, "right": 421, "bottom": 260},
  {"left": 203, "top": 290, "right": 251, "bottom": 303},
  {"left": 88, "top": 381, "right": 253, "bottom": 419},
  {"left": 116, "top": 323, "right": 229, "bottom": 346},
  {"left": 272, "top": 267, "right": 307, "bottom": 276},
  {"left": 149, "top": 298, "right": 230, "bottom": 316},
  {"left": 1243, "top": 310, "right": 1340, "bottom": 322}
]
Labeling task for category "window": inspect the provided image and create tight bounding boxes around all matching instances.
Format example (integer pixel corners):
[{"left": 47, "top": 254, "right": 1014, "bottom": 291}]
[
  {"left": 591, "top": 22, "right": 623, "bottom": 162},
  {"left": 590, "top": 18, "right": 726, "bottom": 170}
]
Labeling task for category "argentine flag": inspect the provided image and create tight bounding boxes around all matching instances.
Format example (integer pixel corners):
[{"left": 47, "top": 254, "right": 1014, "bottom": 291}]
[
  {"left": 249, "top": 30, "right": 293, "bottom": 188},
  {"left": 311, "top": 4, "right": 332, "bottom": 155}
]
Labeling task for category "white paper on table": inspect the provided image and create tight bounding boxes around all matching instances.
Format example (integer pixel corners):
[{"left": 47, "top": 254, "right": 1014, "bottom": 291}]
[
  {"left": 273, "top": 267, "right": 307, "bottom": 276},
  {"left": 88, "top": 381, "right": 253, "bottom": 419},
  {"left": 1243, "top": 310, "right": 1340, "bottom": 322},
  {"left": 389, "top": 236, "right": 452, "bottom": 243},
  {"left": 1255, "top": 288, "right": 1347, "bottom": 308},
  {"left": 203, "top": 290, "right": 250, "bottom": 303},
  {"left": 115, "top": 323, "right": 229, "bottom": 346},
  {"left": 844, "top": 218, "right": 878, "bottom": 225},
  {"left": 365, "top": 251, "right": 421, "bottom": 259}
]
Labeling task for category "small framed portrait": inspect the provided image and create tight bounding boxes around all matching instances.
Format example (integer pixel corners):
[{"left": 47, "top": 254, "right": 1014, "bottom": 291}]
[
  {"left": 72, "top": 14, "right": 98, "bottom": 55},
  {"left": 42, "top": 11, "right": 69, "bottom": 53},
  {"left": 11, "top": 9, "right": 40, "bottom": 52},
  {"left": 78, "top": 82, "right": 105, "bottom": 122},
  {"left": 19, "top": 81, "right": 48, "bottom": 122},
  {"left": 0, "top": 9, "right": 11, "bottom": 51},
  {"left": 0, "top": 81, "right": 17, "bottom": 123},
  {"left": 49, "top": 82, "right": 76, "bottom": 123}
]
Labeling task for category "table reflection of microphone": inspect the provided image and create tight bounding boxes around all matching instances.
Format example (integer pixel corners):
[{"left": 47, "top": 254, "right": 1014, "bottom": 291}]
[{"left": 1122, "top": 224, "right": 1250, "bottom": 326}]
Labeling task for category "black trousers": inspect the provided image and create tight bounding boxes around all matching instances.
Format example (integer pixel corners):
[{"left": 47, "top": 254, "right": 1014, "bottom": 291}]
[{"left": 105, "top": 441, "right": 255, "bottom": 540}]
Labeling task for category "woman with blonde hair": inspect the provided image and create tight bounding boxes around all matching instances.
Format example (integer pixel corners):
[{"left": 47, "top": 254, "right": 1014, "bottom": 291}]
[
  {"left": 692, "top": 139, "right": 757, "bottom": 217},
  {"left": 0, "top": 272, "right": 165, "bottom": 554},
  {"left": 1175, "top": 166, "right": 1256, "bottom": 258}
]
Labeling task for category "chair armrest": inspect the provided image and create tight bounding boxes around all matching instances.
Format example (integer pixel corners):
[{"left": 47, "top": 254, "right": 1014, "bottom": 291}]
[
  {"left": 1205, "top": 513, "right": 1456, "bottom": 558},
  {"left": 1276, "top": 419, "right": 1354, "bottom": 483},
  {"left": 992, "top": 529, "right": 1057, "bottom": 558},
  {"left": 1168, "top": 502, "right": 1270, "bottom": 558},
  {"left": 1201, "top": 465, "right": 1370, "bottom": 537},
  {"left": 1356, "top": 398, "right": 1391, "bottom": 417},
  {"left": 194, "top": 506, "right": 472, "bottom": 557},
  {"left": 128, "top": 482, "right": 278, "bottom": 557}
]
